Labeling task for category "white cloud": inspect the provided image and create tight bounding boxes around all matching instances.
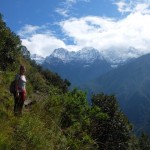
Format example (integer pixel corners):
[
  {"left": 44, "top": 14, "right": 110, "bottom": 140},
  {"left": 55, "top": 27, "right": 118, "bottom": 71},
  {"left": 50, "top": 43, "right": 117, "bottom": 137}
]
[
  {"left": 55, "top": 8, "right": 69, "bottom": 17},
  {"left": 55, "top": 0, "right": 91, "bottom": 17},
  {"left": 60, "top": 11, "right": 150, "bottom": 61},
  {"left": 18, "top": 25, "right": 67, "bottom": 57},
  {"left": 65, "top": 0, "right": 77, "bottom": 5},
  {"left": 19, "top": 0, "right": 150, "bottom": 63},
  {"left": 21, "top": 34, "right": 67, "bottom": 57},
  {"left": 113, "top": 1, "right": 132, "bottom": 13},
  {"left": 114, "top": 0, "right": 150, "bottom": 14},
  {"left": 18, "top": 24, "right": 52, "bottom": 38},
  {"left": 18, "top": 24, "right": 40, "bottom": 37}
]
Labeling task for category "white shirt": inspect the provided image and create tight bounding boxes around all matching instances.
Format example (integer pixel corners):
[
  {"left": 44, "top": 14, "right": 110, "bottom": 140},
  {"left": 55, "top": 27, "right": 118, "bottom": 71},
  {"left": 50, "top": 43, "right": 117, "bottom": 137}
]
[{"left": 15, "top": 74, "right": 26, "bottom": 91}]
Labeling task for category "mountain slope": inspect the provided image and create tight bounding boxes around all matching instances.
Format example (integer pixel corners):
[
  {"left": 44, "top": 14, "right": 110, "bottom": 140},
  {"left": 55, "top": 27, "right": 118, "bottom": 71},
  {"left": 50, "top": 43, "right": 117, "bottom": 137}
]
[
  {"left": 42, "top": 48, "right": 112, "bottom": 86},
  {"left": 91, "top": 53, "right": 150, "bottom": 134},
  {"left": 30, "top": 54, "right": 45, "bottom": 64},
  {"left": 1, "top": 13, "right": 148, "bottom": 149}
]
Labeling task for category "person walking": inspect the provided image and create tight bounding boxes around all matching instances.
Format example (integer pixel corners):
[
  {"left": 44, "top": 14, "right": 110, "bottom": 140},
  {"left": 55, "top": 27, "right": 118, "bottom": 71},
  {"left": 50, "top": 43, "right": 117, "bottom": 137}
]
[{"left": 14, "top": 65, "right": 27, "bottom": 116}]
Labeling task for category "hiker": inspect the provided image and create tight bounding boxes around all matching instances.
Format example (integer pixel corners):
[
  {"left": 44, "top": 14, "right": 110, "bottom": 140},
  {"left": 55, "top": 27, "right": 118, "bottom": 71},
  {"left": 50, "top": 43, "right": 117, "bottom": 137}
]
[{"left": 13, "top": 65, "right": 27, "bottom": 116}]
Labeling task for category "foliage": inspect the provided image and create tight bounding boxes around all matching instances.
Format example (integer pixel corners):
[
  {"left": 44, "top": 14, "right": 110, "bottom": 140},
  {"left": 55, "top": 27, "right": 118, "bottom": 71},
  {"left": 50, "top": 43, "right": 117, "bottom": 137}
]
[
  {"left": 91, "top": 93, "right": 133, "bottom": 150},
  {"left": 21, "top": 46, "right": 31, "bottom": 60},
  {"left": 0, "top": 14, "right": 21, "bottom": 71},
  {"left": 139, "top": 132, "right": 150, "bottom": 150},
  {"left": 0, "top": 13, "right": 149, "bottom": 150},
  {"left": 61, "top": 89, "right": 97, "bottom": 149},
  {"left": 12, "top": 115, "right": 52, "bottom": 150},
  {"left": 38, "top": 68, "right": 70, "bottom": 93},
  {"left": 28, "top": 59, "right": 70, "bottom": 93}
]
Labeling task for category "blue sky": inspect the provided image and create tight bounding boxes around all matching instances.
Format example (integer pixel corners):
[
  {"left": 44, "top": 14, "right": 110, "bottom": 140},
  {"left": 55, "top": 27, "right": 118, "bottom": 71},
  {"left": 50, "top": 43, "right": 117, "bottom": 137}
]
[
  {"left": 0, "top": 0, "right": 119, "bottom": 31},
  {"left": 1, "top": 0, "right": 150, "bottom": 62},
  {"left": 0, "top": 0, "right": 120, "bottom": 36}
]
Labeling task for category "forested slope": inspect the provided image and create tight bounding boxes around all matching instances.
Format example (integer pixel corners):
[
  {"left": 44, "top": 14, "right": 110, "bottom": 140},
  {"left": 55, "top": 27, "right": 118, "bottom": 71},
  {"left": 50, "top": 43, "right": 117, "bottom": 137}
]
[{"left": 0, "top": 13, "right": 150, "bottom": 150}]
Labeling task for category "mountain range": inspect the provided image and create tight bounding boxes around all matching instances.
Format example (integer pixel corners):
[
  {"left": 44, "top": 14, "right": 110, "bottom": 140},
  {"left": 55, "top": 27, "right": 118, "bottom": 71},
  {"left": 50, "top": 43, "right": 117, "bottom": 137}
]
[
  {"left": 42, "top": 48, "right": 112, "bottom": 86},
  {"left": 30, "top": 54, "right": 45, "bottom": 64},
  {"left": 32, "top": 47, "right": 150, "bottom": 135},
  {"left": 90, "top": 53, "right": 150, "bottom": 135}
]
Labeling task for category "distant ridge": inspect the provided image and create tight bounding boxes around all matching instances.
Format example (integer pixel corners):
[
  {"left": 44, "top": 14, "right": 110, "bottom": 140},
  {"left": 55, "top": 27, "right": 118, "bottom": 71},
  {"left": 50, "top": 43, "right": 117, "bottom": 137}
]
[
  {"left": 46, "top": 47, "right": 104, "bottom": 63},
  {"left": 90, "top": 53, "right": 150, "bottom": 134},
  {"left": 32, "top": 46, "right": 144, "bottom": 66},
  {"left": 42, "top": 47, "right": 112, "bottom": 86},
  {"left": 30, "top": 54, "right": 45, "bottom": 64}
]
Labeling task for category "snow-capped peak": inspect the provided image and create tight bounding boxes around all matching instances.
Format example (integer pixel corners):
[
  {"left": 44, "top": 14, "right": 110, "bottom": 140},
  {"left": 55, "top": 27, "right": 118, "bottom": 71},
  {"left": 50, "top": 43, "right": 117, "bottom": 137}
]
[
  {"left": 51, "top": 48, "right": 69, "bottom": 58},
  {"left": 50, "top": 48, "right": 76, "bottom": 62},
  {"left": 30, "top": 54, "right": 45, "bottom": 64},
  {"left": 76, "top": 47, "right": 104, "bottom": 62},
  {"left": 48, "top": 47, "right": 103, "bottom": 63}
]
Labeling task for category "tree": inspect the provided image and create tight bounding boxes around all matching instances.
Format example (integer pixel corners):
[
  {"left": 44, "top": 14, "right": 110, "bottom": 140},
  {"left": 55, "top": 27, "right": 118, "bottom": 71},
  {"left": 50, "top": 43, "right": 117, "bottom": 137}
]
[
  {"left": 40, "top": 69, "right": 70, "bottom": 93},
  {"left": 91, "top": 93, "right": 132, "bottom": 150},
  {"left": 21, "top": 46, "right": 30, "bottom": 60},
  {"left": 0, "top": 13, "right": 21, "bottom": 70},
  {"left": 61, "top": 89, "right": 97, "bottom": 149},
  {"left": 139, "top": 132, "right": 150, "bottom": 150}
]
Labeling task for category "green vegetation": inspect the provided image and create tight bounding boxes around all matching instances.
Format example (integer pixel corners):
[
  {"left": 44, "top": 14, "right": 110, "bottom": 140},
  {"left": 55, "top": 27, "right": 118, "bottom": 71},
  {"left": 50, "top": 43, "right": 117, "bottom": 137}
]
[
  {"left": 0, "top": 13, "right": 150, "bottom": 149},
  {"left": 90, "top": 52, "right": 150, "bottom": 136}
]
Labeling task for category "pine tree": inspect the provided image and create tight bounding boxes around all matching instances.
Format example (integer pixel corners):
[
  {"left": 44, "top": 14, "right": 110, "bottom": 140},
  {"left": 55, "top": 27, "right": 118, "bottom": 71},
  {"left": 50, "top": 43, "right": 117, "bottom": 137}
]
[
  {"left": 91, "top": 93, "right": 132, "bottom": 150},
  {"left": 139, "top": 132, "right": 150, "bottom": 150},
  {"left": 0, "top": 13, "right": 21, "bottom": 70}
]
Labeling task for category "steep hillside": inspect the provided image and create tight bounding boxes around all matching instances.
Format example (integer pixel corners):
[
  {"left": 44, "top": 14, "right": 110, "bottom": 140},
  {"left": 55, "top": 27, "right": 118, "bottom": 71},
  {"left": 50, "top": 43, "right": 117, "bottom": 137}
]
[
  {"left": 91, "top": 53, "right": 150, "bottom": 135},
  {"left": 0, "top": 13, "right": 149, "bottom": 149}
]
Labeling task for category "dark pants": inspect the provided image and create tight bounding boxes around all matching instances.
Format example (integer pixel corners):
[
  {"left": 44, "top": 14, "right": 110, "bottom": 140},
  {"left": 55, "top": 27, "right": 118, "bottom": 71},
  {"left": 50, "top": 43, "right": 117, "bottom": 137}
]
[{"left": 13, "top": 92, "right": 24, "bottom": 116}]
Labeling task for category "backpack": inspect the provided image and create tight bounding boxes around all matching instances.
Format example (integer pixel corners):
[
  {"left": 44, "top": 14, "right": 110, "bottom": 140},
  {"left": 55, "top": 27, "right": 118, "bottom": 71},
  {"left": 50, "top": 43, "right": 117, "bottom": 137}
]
[{"left": 9, "top": 80, "right": 16, "bottom": 94}]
